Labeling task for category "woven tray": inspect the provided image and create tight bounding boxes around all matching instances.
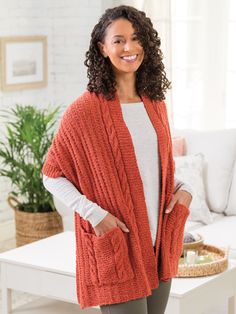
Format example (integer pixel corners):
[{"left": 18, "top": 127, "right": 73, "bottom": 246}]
[{"left": 177, "top": 244, "right": 228, "bottom": 277}]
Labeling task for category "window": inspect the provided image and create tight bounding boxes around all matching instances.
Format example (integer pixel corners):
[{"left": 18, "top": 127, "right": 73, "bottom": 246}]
[{"left": 226, "top": 0, "right": 236, "bottom": 128}]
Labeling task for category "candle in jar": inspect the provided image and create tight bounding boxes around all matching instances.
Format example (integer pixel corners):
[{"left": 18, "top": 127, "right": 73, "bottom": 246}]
[{"left": 186, "top": 250, "right": 196, "bottom": 264}]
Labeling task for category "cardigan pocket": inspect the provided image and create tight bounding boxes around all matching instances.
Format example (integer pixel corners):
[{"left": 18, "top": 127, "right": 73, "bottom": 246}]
[
  {"left": 159, "top": 203, "right": 190, "bottom": 281},
  {"left": 81, "top": 226, "right": 134, "bottom": 286}
]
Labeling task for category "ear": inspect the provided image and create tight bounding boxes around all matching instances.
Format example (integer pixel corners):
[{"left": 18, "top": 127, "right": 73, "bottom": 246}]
[{"left": 98, "top": 41, "right": 108, "bottom": 58}]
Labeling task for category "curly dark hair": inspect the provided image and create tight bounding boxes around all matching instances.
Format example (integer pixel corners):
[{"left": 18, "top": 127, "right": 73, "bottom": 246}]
[{"left": 84, "top": 5, "right": 171, "bottom": 100}]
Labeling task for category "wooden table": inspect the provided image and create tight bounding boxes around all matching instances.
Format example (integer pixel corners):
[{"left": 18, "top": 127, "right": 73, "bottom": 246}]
[{"left": 1, "top": 231, "right": 236, "bottom": 314}]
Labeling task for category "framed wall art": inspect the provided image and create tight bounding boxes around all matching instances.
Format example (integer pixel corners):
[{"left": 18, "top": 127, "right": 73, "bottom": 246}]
[{"left": 0, "top": 36, "right": 47, "bottom": 91}]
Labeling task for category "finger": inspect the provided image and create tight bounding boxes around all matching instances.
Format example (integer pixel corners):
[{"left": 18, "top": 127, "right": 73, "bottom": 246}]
[
  {"left": 165, "top": 196, "right": 177, "bottom": 213},
  {"left": 94, "top": 229, "right": 102, "bottom": 237},
  {"left": 116, "top": 220, "right": 129, "bottom": 232}
]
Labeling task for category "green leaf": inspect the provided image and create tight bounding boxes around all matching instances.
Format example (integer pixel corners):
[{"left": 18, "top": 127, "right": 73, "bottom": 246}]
[{"left": 0, "top": 104, "right": 62, "bottom": 212}]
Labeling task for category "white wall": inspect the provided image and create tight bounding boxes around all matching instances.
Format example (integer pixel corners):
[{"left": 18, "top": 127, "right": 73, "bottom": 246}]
[{"left": 0, "top": 0, "right": 112, "bottom": 222}]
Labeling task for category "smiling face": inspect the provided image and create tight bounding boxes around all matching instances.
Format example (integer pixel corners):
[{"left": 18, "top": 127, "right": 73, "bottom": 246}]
[{"left": 98, "top": 18, "right": 144, "bottom": 77}]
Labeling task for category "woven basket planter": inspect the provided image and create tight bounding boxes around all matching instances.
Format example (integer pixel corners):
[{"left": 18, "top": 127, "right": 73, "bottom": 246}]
[
  {"left": 14, "top": 209, "right": 63, "bottom": 247},
  {"left": 9, "top": 197, "right": 63, "bottom": 247}
]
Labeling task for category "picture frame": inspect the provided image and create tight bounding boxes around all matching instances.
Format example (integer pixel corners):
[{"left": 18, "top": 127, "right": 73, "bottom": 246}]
[{"left": 0, "top": 36, "right": 47, "bottom": 91}]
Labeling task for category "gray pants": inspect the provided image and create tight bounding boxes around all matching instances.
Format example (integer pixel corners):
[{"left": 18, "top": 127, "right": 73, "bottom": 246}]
[{"left": 100, "top": 279, "right": 172, "bottom": 314}]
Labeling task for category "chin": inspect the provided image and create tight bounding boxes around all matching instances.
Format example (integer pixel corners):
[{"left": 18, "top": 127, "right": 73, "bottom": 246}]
[{"left": 121, "top": 63, "right": 142, "bottom": 73}]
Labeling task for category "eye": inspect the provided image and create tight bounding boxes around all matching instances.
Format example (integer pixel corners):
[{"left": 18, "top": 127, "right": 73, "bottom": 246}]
[
  {"left": 133, "top": 35, "right": 141, "bottom": 43},
  {"left": 114, "top": 39, "right": 122, "bottom": 44}
]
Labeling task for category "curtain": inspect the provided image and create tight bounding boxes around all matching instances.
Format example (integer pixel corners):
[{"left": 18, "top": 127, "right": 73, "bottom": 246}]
[
  {"left": 111, "top": 0, "right": 236, "bottom": 130},
  {"left": 171, "top": 0, "right": 232, "bottom": 130}
]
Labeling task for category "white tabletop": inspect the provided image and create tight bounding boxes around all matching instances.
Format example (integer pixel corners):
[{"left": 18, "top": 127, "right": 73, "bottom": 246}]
[
  {"left": 0, "top": 231, "right": 76, "bottom": 276},
  {"left": 1, "top": 230, "right": 235, "bottom": 297},
  {"left": 171, "top": 260, "right": 236, "bottom": 296}
]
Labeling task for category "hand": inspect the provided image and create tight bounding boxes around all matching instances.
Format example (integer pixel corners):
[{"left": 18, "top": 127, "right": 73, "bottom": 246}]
[
  {"left": 93, "top": 212, "right": 129, "bottom": 237},
  {"left": 165, "top": 190, "right": 192, "bottom": 214}
]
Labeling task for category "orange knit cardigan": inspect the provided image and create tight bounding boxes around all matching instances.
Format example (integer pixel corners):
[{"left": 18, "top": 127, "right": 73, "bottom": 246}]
[{"left": 42, "top": 91, "right": 189, "bottom": 309}]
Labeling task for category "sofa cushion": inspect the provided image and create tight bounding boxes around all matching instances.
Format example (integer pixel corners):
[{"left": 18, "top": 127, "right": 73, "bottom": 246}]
[
  {"left": 172, "top": 129, "right": 236, "bottom": 213},
  {"left": 185, "top": 211, "right": 224, "bottom": 232},
  {"left": 188, "top": 216, "right": 236, "bottom": 259},
  {"left": 185, "top": 220, "right": 204, "bottom": 231},
  {"left": 225, "top": 160, "right": 236, "bottom": 216},
  {"left": 172, "top": 136, "right": 185, "bottom": 156},
  {"left": 174, "top": 153, "right": 213, "bottom": 224}
]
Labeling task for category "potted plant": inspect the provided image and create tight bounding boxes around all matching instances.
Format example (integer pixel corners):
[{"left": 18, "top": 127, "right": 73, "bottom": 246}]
[{"left": 0, "top": 104, "right": 63, "bottom": 246}]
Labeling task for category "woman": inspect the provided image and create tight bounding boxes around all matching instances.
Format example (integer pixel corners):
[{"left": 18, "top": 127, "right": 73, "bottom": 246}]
[{"left": 42, "top": 5, "right": 192, "bottom": 314}]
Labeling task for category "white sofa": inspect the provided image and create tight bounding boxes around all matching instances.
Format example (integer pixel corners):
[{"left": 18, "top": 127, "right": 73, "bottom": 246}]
[
  {"left": 54, "top": 129, "right": 236, "bottom": 259},
  {"left": 173, "top": 128, "right": 236, "bottom": 259}
]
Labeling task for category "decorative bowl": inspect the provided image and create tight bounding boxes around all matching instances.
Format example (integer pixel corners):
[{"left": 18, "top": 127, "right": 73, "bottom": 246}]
[{"left": 182, "top": 233, "right": 204, "bottom": 255}]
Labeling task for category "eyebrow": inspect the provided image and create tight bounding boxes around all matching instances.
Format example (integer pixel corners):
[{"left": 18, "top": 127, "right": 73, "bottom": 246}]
[{"left": 112, "top": 33, "right": 137, "bottom": 39}]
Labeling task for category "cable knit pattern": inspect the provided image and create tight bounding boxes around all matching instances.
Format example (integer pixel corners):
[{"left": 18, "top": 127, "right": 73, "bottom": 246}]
[
  {"left": 110, "top": 228, "right": 133, "bottom": 281},
  {"left": 83, "top": 233, "right": 98, "bottom": 285},
  {"left": 98, "top": 95, "right": 134, "bottom": 218},
  {"left": 42, "top": 91, "right": 189, "bottom": 309}
]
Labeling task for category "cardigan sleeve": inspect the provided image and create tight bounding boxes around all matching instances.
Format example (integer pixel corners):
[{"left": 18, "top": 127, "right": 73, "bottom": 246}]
[
  {"left": 42, "top": 141, "right": 64, "bottom": 177},
  {"left": 42, "top": 123, "right": 70, "bottom": 178},
  {"left": 42, "top": 101, "right": 79, "bottom": 179}
]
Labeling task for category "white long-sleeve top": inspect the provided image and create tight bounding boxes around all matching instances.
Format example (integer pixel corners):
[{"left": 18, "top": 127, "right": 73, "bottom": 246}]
[{"left": 43, "top": 102, "right": 192, "bottom": 245}]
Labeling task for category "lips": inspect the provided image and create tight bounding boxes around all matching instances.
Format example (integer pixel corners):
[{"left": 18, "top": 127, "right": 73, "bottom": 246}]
[{"left": 121, "top": 54, "right": 138, "bottom": 61}]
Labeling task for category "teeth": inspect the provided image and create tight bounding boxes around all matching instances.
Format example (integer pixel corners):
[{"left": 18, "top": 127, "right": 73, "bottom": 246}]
[{"left": 122, "top": 55, "right": 137, "bottom": 61}]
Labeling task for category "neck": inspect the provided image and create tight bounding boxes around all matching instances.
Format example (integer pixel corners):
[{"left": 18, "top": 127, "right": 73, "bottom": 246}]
[{"left": 115, "top": 72, "right": 141, "bottom": 103}]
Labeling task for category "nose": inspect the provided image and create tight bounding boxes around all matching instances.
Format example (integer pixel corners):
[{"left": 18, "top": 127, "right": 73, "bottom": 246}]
[
  {"left": 124, "top": 45, "right": 129, "bottom": 52},
  {"left": 123, "top": 40, "right": 132, "bottom": 52}
]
